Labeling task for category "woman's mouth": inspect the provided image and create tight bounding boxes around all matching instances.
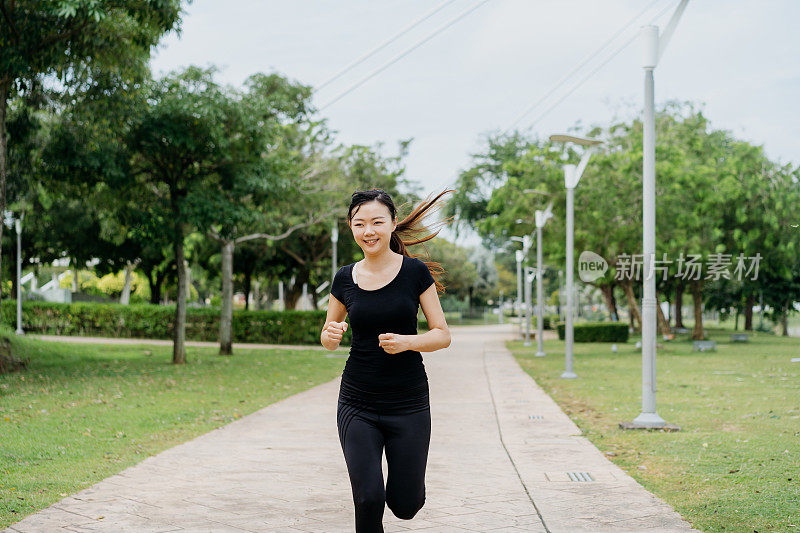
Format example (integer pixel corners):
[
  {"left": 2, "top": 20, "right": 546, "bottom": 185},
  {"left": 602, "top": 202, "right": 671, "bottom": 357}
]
[{"left": 364, "top": 238, "right": 378, "bottom": 246}]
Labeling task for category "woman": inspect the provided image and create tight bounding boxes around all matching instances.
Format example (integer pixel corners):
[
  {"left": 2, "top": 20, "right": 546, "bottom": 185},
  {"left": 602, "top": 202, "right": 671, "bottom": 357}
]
[{"left": 321, "top": 188, "right": 453, "bottom": 532}]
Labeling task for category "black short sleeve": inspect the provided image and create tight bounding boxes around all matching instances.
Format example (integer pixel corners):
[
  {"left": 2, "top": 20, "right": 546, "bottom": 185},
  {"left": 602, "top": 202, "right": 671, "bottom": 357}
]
[
  {"left": 415, "top": 258, "right": 436, "bottom": 296},
  {"left": 331, "top": 265, "right": 347, "bottom": 304}
]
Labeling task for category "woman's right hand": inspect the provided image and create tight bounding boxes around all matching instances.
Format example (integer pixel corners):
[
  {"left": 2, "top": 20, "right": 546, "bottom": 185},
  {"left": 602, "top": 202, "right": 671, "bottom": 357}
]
[{"left": 323, "top": 320, "right": 348, "bottom": 347}]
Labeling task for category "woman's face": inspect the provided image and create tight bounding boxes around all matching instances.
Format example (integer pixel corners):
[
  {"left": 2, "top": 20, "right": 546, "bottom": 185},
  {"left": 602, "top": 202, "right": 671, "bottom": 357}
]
[{"left": 349, "top": 200, "right": 397, "bottom": 257}]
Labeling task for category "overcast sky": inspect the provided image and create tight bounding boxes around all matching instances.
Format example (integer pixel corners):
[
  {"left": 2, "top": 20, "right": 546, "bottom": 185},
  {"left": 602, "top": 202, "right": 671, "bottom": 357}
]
[{"left": 150, "top": 0, "right": 799, "bottom": 246}]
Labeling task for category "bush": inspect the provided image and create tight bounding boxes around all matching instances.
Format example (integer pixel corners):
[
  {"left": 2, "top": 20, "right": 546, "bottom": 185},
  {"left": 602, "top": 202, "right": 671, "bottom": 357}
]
[
  {"left": 555, "top": 321, "right": 629, "bottom": 342},
  {"left": 0, "top": 300, "right": 353, "bottom": 346}
]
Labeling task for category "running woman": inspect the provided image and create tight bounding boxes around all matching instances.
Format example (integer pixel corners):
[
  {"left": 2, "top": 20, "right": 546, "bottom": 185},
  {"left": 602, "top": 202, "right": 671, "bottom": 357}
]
[{"left": 321, "top": 188, "right": 453, "bottom": 532}]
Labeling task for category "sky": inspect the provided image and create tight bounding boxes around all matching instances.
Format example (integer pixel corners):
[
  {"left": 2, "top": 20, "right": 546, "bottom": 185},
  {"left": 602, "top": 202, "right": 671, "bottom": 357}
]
[{"left": 150, "top": 0, "right": 800, "bottom": 247}]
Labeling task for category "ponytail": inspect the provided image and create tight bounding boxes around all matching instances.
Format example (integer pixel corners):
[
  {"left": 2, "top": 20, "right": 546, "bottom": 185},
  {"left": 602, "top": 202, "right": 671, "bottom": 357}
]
[{"left": 390, "top": 189, "right": 455, "bottom": 294}]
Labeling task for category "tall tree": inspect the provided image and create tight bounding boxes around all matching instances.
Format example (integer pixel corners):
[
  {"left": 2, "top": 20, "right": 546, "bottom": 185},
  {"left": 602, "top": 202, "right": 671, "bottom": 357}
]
[
  {"left": 0, "top": 0, "right": 181, "bottom": 318},
  {"left": 195, "top": 73, "right": 337, "bottom": 355}
]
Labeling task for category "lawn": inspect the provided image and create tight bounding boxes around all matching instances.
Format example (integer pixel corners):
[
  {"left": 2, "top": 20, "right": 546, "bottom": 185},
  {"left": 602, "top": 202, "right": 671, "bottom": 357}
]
[
  {"left": 0, "top": 326, "right": 347, "bottom": 529},
  {"left": 508, "top": 326, "right": 800, "bottom": 533}
]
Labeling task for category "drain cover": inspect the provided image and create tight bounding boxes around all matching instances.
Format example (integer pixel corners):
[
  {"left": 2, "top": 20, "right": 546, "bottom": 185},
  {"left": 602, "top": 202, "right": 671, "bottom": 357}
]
[
  {"left": 528, "top": 415, "right": 543, "bottom": 420},
  {"left": 566, "top": 471, "right": 594, "bottom": 482}
]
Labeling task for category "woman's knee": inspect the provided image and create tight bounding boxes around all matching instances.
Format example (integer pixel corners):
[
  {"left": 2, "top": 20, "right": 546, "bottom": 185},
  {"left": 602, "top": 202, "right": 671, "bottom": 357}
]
[
  {"left": 354, "top": 487, "right": 385, "bottom": 512},
  {"left": 387, "top": 493, "right": 425, "bottom": 520}
]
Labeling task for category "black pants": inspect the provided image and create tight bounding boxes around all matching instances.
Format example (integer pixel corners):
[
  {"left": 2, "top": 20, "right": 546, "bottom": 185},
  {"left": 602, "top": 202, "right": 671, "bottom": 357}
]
[{"left": 337, "top": 401, "right": 431, "bottom": 532}]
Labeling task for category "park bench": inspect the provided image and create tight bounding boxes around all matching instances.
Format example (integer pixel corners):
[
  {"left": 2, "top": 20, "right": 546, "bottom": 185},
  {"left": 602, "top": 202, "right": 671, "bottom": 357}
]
[
  {"left": 730, "top": 333, "right": 749, "bottom": 342},
  {"left": 693, "top": 340, "right": 717, "bottom": 352}
]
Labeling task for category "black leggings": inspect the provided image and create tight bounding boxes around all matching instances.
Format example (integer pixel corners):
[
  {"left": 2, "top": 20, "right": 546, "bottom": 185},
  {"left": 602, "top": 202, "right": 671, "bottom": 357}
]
[{"left": 337, "top": 402, "right": 431, "bottom": 532}]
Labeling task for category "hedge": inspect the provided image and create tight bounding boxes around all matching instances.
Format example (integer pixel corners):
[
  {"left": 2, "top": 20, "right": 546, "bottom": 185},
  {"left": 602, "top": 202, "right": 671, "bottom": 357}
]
[
  {"left": 555, "top": 321, "right": 629, "bottom": 342},
  {"left": 1, "top": 300, "right": 432, "bottom": 346}
]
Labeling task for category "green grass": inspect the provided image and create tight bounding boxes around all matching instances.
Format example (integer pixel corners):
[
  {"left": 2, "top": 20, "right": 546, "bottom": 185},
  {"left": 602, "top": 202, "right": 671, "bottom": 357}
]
[
  {"left": 507, "top": 326, "right": 800, "bottom": 532},
  {"left": 0, "top": 327, "right": 347, "bottom": 529}
]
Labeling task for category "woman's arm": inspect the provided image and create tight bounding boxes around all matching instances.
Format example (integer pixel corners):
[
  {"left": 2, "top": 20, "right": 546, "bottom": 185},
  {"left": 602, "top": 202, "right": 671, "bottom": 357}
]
[
  {"left": 321, "top": 294, "right": 348, "bottom": 351},
  {"left": 378, "top": 283, "right": 451, "bottom": 354}
]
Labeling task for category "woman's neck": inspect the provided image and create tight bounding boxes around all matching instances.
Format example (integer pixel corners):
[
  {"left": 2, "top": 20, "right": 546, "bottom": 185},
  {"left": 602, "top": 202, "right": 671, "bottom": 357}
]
[{"left": 361, "top": 250, "right": 401, "bottom": 271}]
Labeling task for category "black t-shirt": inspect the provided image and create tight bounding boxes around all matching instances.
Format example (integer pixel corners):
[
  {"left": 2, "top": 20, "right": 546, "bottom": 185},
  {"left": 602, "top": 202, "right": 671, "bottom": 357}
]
[{"left": 331, "top": 254, "right": 436, "bottom": 413}]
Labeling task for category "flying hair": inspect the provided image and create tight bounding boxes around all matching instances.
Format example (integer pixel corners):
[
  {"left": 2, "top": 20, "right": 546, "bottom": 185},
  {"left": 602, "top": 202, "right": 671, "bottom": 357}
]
[{"left": 347, "top": 188, "right": 455, "bottom": 294}]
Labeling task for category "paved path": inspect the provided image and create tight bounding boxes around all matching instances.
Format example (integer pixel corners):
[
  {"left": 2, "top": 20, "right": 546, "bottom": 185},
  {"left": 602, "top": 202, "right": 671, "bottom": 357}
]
[{"left": 5, "top": 325, "right": 699, "bottom": 532}]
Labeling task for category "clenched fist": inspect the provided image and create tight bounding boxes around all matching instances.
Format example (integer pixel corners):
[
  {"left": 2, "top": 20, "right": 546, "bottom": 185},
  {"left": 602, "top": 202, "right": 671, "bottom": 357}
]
[
  {"left": 324, "top": 320, "right": 348, "bottom": 346},
  {"left": 378, "top": 333, "right": 409, "bottom": 354}
]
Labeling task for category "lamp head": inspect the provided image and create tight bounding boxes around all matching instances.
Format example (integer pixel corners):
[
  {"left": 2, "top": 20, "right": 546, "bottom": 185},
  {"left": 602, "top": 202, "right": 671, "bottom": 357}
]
[{"left": 549, "top": 134, "right": 603, "bottom": 147}]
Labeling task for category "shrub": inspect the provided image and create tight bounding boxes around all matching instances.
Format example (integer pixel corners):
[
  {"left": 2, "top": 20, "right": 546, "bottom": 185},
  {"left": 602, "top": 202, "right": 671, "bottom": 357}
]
[
  {"left": 555, "top": 321, "right": 629, "bottom": 342},
  {"left": 0, "top": 300, "right": 353, "bottom": 346}
]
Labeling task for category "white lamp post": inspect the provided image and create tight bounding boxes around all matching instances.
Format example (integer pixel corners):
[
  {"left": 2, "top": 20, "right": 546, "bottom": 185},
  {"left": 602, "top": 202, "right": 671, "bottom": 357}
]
[
  {"left": 15, "top": 215, "right": 24, "bottom": 335},
  {"left": 515, "top": 249, "right": 523, "bottom": 334},
  {"left": 549, "top": 134, "right": 603, "bottom": 379},
  {"left": 511, "top": 235, "right": 532, "bottom": 342},
  {"left": 331, "top": 223, "right": 339, "bottom": 282},
  {"left": 631, "top": 0, "right": 689, "bottom": 429},
  {"left": 533, "top": 202, "right": 553, "bottom": 357}
]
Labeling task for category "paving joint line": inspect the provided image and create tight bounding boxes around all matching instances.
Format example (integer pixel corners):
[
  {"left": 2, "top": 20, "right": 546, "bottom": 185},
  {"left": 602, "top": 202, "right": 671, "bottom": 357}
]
[{"left": 481, "top": 343, "right": 551, "bottom": 533}]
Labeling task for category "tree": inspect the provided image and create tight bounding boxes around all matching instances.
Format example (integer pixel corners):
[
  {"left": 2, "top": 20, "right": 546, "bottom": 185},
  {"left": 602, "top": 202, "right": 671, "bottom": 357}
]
[
  {"left": 0, "top": 0, "right": 182, "bottom": 319},
  {"left": 195, "top": 72, "right": 338, "bottom": 355},
  {"left": 448, "top": 101, "right": 799, "bottom": 342},
  {"left": 124, "top": 66, "right": 243, "bottom": 364}
]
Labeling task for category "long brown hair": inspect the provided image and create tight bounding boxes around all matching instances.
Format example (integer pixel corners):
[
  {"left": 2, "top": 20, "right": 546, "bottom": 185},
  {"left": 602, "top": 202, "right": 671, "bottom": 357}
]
[{"left": 347, "top": 188, "right": 455, "bottom": 294}]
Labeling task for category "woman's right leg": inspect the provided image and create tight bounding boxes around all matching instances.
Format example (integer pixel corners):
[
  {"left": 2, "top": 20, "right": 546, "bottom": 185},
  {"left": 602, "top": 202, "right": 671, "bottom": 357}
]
[{"left": 337, "top": 402, "right": 386, "bottom": 533}]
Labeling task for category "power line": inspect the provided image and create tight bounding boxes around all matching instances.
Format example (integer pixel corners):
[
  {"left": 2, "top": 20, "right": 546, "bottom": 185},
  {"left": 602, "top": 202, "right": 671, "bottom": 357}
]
[
  {"left": 318, "top": 0, "right": 490, "bottom": 112},
  {"left": 520, "top": 0, "right": 677, "bottom": 131},
  {"left": 316, "top": 0, "right": 459, "bottom": 93},
  {"left": 502, "top": 0, "right": 664, "bottom": 135}
]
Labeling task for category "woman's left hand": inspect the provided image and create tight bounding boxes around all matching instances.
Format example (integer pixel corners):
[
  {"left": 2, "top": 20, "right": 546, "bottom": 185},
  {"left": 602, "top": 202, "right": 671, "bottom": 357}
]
[{"left": 378, "top": 333, "right": 410, "bottom": 354}]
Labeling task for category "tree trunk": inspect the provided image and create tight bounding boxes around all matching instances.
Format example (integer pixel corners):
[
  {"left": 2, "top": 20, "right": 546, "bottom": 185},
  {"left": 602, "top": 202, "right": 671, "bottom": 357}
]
[
  {"left": 252, "top": 279, "right": 261, "bottom": 310},
  {"left": 243, "top": 269, "right": 252, "bottom": 311},
  {"left": 0, "top": 81, "right": 8, "bottom": 325},
  {"left": 744, "top": 293, "right": 754, "bottom": 331},
  {"left": 734, "top": 306, "right": 739, "bottom": 331},
  {"left": 191, "top": 279, "right": 205, "bottom": 305},
  {"left": 781, "top": 306, "right": 789, "bottom": 336},
  {"left": 172, "top": 230, "right": 187, "bottom": 364},
  {"left": 10, "top": 237, "right": 17, "bottom": 304},
  {"left": 71, "top": 258, "right": 79, "bottom": 292},
  {"left": 600, "top": 284, "right": 619, "bottom": 321},
  {"left": 120, "top": 261, "right": 135, "bottom": 305},
  {"left": 286, "top": 270, "right": 310, "bottom": 309},
  {"left": 146, "top": 267, "right": 165, "bottom": 305},
  {"left": 621, "top": 280, "right": 642, "bottom": 332},
  {"left": 219, "top": 239, "right": 234, "bottom": 355},
  {"left": 655, "top": 290, "right": 670, "bottom": 335},
  {"left": 690, "top": 280, "right": 704, "bottom": 340},
  {"left": 674, "top": 281, "right": 684, "bottom": 328}
]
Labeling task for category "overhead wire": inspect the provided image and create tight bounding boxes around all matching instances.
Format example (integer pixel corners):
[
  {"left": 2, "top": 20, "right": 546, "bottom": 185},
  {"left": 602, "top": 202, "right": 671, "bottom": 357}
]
[
  {"left": 502, "top": 0, "right": 665, "bottom": 135},
  {"left": 318, "top": 0, "right": 490, "bottom": 111},
  {"left": 517, "top": 0, "right": 678, "bottom": 131},
  {"left": 316, "top": 0, "right": 459, "bottom": 92}
]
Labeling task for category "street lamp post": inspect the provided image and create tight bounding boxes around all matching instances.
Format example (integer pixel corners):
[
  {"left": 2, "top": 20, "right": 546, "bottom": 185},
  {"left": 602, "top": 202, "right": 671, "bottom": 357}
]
[
  {"left": 534, "top": 204, "right": 553, "bottom": 356},
  {"left": 524, "top": 264, "right": 534, "bottom": 346},
  {"left": 512, "top": 235, "right": 532, "bottom": 341},
  {"left": 331, "top": 224, "right": 338, "bottom": 281},
  {"left": 15, "top": 215, "right": 24, "bottom": 335},
  {"left": 549, "top": 134, "right": 602, "bottom": 379},
  {"left": 515, "top": 249, "right": 523, "bottom": 335},
  {"left": 631, "top": 0, "right": 689, "bottom": 429}
]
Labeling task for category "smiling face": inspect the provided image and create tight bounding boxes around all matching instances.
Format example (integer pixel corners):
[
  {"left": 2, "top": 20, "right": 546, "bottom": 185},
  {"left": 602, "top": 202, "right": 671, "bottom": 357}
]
[{"left": 348, "top": 200, "right": 398, "bottom": 257}]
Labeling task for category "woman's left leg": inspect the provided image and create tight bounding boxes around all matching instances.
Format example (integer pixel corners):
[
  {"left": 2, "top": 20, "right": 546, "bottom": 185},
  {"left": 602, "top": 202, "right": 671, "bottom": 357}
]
[{"left": 381, "top": 408, "right": 431, "bottom": 520}]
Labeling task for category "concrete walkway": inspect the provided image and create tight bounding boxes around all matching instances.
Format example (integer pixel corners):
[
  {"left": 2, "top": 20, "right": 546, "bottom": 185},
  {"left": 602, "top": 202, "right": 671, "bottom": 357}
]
[{"left": 4, "top": 325, "right": 699, "bottom": 532}]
